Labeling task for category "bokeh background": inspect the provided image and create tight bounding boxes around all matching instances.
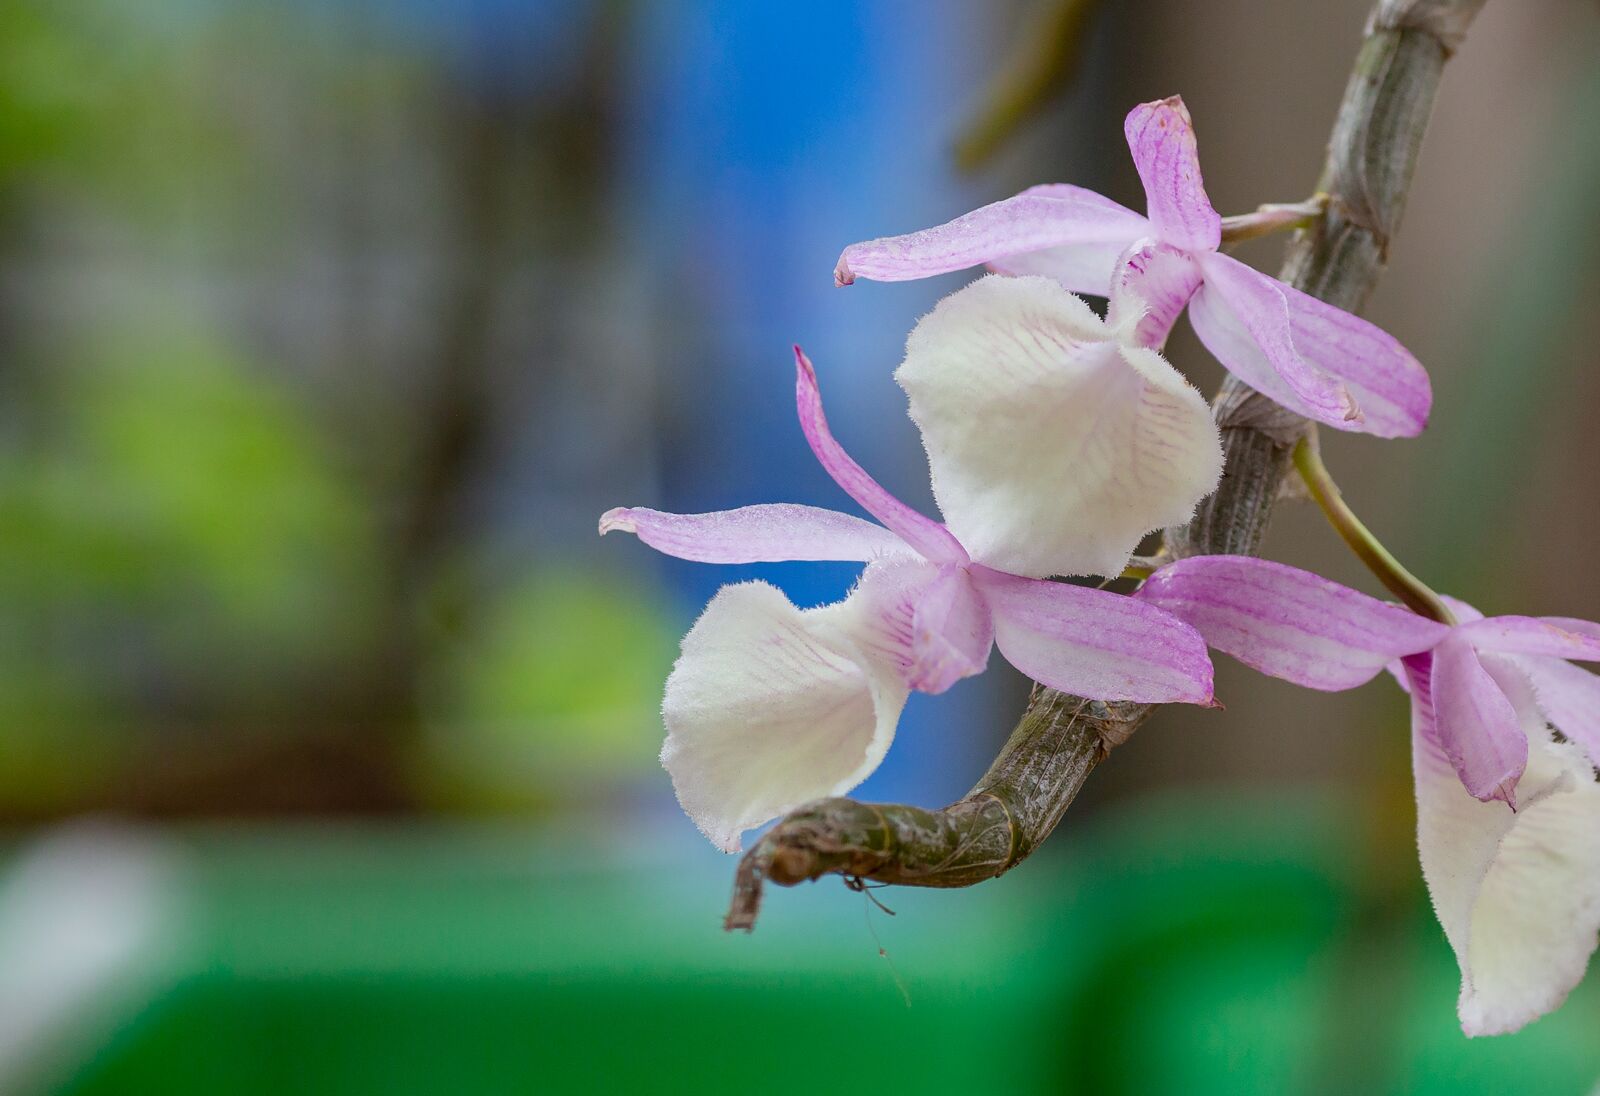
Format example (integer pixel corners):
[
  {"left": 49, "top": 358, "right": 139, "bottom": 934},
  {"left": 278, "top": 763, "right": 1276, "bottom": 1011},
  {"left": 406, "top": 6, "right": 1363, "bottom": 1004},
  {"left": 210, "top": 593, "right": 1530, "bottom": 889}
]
[{"left": 1, "top": 0, "right": 1598, "bottom": 1092}]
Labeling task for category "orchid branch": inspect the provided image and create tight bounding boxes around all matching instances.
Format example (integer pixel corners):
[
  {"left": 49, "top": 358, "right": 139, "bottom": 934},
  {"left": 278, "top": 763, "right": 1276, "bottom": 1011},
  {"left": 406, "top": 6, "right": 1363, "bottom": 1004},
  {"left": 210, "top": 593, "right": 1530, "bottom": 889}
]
[{"left": 725, "top": 0, "right": 1488, "bottom": 931}]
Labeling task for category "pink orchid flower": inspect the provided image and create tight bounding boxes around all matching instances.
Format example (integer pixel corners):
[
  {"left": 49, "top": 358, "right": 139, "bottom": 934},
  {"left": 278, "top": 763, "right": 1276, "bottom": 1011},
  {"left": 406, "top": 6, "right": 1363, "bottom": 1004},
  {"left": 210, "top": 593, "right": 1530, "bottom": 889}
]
[
  {"left": 1135, "top": 555, "right": 1600, "bottom": 1036},
  {"left": 599, "top": 350, "right": 1216, "bottom": 853},
  {"left": 836, "top": 96, "right": 1431, "bottom": 439}
]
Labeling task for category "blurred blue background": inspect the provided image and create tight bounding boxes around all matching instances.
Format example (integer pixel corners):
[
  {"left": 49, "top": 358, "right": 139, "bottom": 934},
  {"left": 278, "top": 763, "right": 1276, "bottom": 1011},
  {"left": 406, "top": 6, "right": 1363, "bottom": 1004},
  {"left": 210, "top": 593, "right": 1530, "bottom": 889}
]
[{"left": 0, "top": 0, "right": 1598, "bottom": 1092}]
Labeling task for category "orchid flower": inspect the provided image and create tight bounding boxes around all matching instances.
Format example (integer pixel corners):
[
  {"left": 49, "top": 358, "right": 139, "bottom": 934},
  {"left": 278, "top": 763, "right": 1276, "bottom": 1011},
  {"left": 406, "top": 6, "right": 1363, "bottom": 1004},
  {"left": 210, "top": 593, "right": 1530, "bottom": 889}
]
[
  {"left": 836, "top": 96, "right": 1431, "bottom": 438},
  {"left": 599, "top": 350, "right": 1217, "bottom": 853},
  {"left": 1135, "top": 555, "right": 1600, "bottom": 1035},
  {"left": 897, "top": 273, "right": 1223, "bottom": 579}
]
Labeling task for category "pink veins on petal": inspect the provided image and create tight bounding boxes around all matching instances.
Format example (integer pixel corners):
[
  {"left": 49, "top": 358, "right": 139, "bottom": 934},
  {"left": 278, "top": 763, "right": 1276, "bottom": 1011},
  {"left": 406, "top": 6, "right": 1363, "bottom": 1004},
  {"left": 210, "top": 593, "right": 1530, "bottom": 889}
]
[
  {"left": 1136, "top": 554, "right": 1600, "bottom": 806},
  {"left": 835, "top": 95, "right": 1431, "bottom": 438}
]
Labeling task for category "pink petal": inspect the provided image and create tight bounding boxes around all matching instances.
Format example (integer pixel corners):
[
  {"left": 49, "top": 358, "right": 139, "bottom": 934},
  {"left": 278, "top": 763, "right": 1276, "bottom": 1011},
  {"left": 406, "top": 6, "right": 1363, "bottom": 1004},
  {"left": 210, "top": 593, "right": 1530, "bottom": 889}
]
[
  {"left": 971, "top": 566, "right": 1214, "bottom": 704},
  {"left": 1389, "top": 594, "right": 1481, "bottom": 682},
  {"left": 1388, "top": 589, "right": 1481, "bottom": 677},
  {"left": 1458, "top": 615, "right": 1600, "bottom": 662},
  {"left": 1431, "top": 636, "right": 1529, "bottom": 805},
  {"left": 793, "top": 347, "right": 967, "bottom": 565},
  {"left": 1515, "top": 656, "right": 1600, "bottom": 769},
  {"left": 1190, "top": 252, "right": 1427, "bottom": 435},
  {"left": 1106, "top": 241, "right": 1204, "bottom": 348},
  {"left": 1409, "top": 654, "right": 1600, "bottom": 1036},
  {"left": 1123, "top": 96, "right": 1220, "bottom": 253},
  {"left": 1134, "top": 556, "right": 1449, "bottom": 691},
  {"left": 599, "top": 504, "right": 911, "bottom": 563},
  {"left": 1189, "top": 252, "right": 1363, "bottom": 429},
  {"left": 1271, "top": 274, "right": 1431, "bottom": 438},
  {"left": 909, "top": 565, "right": 995, "bottom": 694},
  {"left": 835, "top": 184, "right": 1150, "bottom": 294},
  {"left": 1402, "top": 650, "right": 1434, "bottom": 706},
  {"left": 839, "top": 559, "right": 993, "bottom": 696},
  {"left": 1539, "top": 616, "right": 1600, "bottom": 641}
]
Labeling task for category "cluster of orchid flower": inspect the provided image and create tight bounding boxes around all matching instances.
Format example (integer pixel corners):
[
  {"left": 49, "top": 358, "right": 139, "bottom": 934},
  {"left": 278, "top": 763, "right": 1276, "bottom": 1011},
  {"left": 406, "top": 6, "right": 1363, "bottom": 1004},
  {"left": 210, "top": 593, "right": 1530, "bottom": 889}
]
[{"left": 601, "top": 98, "right": 1600, "bottom": 1037}]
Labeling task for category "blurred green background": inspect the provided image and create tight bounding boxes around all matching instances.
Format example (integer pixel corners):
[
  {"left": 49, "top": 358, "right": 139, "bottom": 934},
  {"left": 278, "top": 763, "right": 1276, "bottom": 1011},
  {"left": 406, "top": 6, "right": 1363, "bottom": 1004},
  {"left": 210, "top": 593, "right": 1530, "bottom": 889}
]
[{"left": 0, "top": 1, "right": 1597, "bottom": 1092}]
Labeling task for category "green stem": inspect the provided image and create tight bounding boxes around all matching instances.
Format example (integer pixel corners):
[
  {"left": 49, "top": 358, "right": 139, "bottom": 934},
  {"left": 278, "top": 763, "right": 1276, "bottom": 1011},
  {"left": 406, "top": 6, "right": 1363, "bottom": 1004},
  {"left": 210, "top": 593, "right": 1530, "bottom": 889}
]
[
  {"left": 1218, "top": 194, "right": 1329, "bottom": 245},
  {"left": 1292, "top": 436, "right": 1454, "bottom": 624}
]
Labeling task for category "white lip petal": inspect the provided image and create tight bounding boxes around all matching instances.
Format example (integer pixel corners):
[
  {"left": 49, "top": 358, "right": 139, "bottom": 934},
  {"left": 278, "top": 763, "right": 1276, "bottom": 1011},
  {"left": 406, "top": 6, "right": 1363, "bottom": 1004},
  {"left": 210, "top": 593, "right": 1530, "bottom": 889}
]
[
  {"left": 898, "top": 274, "right": 1221, "bottom": 579},
  {"left": 660, "top": 581, "right": 908, "bottom": 853},
  {"left": 1409, "top": 660, "right": 1600, "bottom": 1036}
]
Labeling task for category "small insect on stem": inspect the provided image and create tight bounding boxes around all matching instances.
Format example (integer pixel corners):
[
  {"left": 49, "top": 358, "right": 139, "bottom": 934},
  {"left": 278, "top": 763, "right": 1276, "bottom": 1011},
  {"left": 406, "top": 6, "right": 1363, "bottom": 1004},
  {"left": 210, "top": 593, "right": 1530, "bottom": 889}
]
[
  {"left": 843, "top": 874, "right": 898, "bottom": 916},
  {"left": 847, "top": 876, "right": 911, "bottom": 1006}
]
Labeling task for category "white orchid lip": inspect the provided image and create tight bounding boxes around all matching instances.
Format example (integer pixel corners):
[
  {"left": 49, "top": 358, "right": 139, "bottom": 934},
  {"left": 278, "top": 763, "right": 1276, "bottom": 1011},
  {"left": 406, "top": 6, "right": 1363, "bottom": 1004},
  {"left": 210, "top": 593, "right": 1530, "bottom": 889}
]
[
  {"left": 897, "top": 274, "right": 1222, "bottom": 581},
  {"left": 659, "top": 580, "right": 907, "bottom": 854},
  {"left": 1409, "top": 660, "right": 1600, "bottom": 1038}
]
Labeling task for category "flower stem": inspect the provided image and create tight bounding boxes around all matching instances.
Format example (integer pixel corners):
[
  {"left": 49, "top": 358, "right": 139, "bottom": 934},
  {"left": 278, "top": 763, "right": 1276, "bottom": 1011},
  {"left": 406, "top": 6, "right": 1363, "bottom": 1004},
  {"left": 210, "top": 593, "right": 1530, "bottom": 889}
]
[
  {"left": 1292, "top": 436, "right": 1455, "bottom": 624},
  {"left": 1219, "top": 194, "right": 1329, "bottom": 245}
]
